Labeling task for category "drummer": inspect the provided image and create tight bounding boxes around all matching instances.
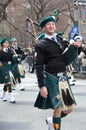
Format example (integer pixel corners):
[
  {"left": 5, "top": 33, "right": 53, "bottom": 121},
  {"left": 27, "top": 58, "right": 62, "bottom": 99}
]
[
  {"left": 10, "top": 38, "right": 25, "bottom": 91},
  {"left": 0, "top": 37, "right": 16, "bottom": 103},
  {"left": 34, "top": 16, "right": 81, "bottom": 130}
]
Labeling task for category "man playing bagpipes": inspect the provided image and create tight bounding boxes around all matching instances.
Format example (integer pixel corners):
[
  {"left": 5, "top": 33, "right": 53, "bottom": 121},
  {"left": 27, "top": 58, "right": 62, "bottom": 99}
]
[
  {"left": 10, "top": 38, "right": 28, "bottom": 91},
  {"left": 34, "top": 16, "right": 82, "bottom": 130},
  {"left": 0, "top": 37, "right": 16, "bottom": 103}
]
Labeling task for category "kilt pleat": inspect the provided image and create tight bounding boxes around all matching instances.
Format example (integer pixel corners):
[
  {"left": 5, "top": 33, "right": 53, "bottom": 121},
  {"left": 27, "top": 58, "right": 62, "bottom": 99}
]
[{"left": 34, "top": 73, "right": 62, "bottom": 109}]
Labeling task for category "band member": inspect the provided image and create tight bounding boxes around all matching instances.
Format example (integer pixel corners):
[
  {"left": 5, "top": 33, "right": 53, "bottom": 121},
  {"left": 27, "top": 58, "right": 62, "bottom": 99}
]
[
  {"left": 29, "top": 47, "right": 36, "bottom": 73},
  {"left": 0, "top": 37, "right": 16, "bottom": 103},
  {"left": 78, "top": 37, "right": 86, "bottom": 72},
  {"left": 34, "top": 16, "right": 81, "bottom": 130},
  {"left": 10, "top": 38, "right": 26, "bottom": 91}
]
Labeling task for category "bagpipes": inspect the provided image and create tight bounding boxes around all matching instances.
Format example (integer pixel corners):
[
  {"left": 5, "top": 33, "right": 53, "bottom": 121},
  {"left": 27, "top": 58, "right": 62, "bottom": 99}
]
[
  {"left": 62, "top": 35, "right": 83, "bottom": 66},
  {"left": 9, "top": 48, "right": 22, "bottom": 64},
  {"left": 26, "top": 17, "right": 39, "bottom": 43},
  {"left": 8, "top": 47, "right": 25, "bottom": 86},
  {"left": 9, "top": 46, "right": 30, "bottom": 64}
]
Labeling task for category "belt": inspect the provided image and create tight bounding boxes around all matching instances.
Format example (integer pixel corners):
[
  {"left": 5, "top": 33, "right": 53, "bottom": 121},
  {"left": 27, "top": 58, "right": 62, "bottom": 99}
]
[{"left": 3, "top": 61, "right": 12, "bottom": 65}]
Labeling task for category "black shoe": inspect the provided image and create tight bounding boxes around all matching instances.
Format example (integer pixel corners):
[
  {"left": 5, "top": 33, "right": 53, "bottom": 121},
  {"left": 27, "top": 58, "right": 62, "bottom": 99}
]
[
  {"left": 1, "top": 97, "right": 7, "bottom": 102},
  {"left": 20, "top": 88, "right": 25, "bottom": 91},
  {"left": 10, "top": 100, "right": 16, "bottom": 104},
  {"left": 3, "top": 99, "right": 7, "bottom": 102},
  {"left": 70, "top": 83, "right": 75, "bottom": 86}
]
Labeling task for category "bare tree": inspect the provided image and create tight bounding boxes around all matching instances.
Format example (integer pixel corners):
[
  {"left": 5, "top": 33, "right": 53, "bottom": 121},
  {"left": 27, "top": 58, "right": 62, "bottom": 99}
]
[
  {"left": 0, "top": 0, "right": 76, "bottom": 45},
  {"left": 0, "top": 0, "right": 12, "bottom": 22}
]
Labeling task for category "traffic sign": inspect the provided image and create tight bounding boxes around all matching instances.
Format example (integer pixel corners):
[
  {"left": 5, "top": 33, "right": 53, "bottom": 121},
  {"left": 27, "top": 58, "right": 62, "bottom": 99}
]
[{"left": 74, "top": 0, "right": 86, "bottom": 6}]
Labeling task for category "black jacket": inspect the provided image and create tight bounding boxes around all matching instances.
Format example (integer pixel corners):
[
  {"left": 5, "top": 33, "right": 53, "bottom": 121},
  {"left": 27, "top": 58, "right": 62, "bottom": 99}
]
[
  {"left": 35, "top": 35, "right": 71, "bottom": 88},
  {"left": 11, "top": 46, "right": 23, "bottom": 55},
  {"left": 10, "top": 46, "right": 26, "bottom": 61},
  {"left": 0, "top": 49, "right": 13, "bottom": 63}
]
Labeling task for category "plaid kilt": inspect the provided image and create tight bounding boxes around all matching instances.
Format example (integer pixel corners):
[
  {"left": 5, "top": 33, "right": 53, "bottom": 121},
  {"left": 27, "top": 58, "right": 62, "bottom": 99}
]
[
  {"left": 34, "top": 73, "right": 62, "bottom": 109},
  {"left": 34, "top": 73, "right": 76, "bottom": 110},
  {"left": 0, "top": 63, "right": 12, "bottom": 83}
]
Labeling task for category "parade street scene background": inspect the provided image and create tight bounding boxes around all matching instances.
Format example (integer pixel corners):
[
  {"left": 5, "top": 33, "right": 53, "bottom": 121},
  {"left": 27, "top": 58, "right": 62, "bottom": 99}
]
[{"left": 0, "top": 0, "right": 86, "bottom": 130}]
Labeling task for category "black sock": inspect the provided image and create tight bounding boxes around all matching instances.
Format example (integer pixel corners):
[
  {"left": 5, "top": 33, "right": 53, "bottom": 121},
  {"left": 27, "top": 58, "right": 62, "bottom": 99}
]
[{"left": 53, "top": 117, "right": 61, "bottom": 130}]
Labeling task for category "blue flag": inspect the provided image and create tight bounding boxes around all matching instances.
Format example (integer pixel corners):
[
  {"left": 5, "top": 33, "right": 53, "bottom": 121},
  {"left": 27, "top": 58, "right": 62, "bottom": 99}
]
[{"left": 69, "top": 26, "right": 78, "bottom": 40}]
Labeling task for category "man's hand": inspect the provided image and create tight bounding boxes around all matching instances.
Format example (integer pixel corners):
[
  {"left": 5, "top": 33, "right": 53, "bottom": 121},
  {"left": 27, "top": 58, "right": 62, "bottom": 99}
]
[
  {"left": 70, "top": 39, "right": 81, "bottom": 48},
  {"left": 40, "top": 86, "right": 48, "bottom": 98}
]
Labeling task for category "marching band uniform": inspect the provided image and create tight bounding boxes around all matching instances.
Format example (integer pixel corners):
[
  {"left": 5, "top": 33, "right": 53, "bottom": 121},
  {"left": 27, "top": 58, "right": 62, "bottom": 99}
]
[
  {"left": 10, "top": 38, "right": 26, "bottom": 91},
  {"left": 34, "top": 16, "right": 81, "bottom": 130},
  {"left": 78, "top": 43, "right": 86, "bottom": 72},
  {"left": 0, "top": 37, "right": 16, "bottom": 103}
]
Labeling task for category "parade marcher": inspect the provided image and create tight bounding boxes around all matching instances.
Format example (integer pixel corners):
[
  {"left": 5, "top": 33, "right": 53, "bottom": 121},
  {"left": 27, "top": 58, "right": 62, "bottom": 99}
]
[
  {"left": 34, "top": 16, "right": 81, "bottom": 130},
  {"left": 29, "top": 47, "right": 36, "bottom": 73},
  {"left": 78, "top": 40, "right": 86, "bottom": 73},
  {"left": 10, "top": 38, "right": 26, "bottom": 91},
  {"left": 0, "top": 37, "right": 16, "bottom": 103}
]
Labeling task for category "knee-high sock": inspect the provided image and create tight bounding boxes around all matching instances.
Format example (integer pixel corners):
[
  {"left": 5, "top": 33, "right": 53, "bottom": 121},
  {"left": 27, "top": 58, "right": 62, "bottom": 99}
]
[
  {"left": 53, "top": 117, "right": 61, "bottom": 130},
  {"left": 61, "top": 111, "right": 67, "bottom": 118},
  {"left": 3, "top": 84, "right": 7, "bottom": 92},
  {"left": 7, "top": 84, "right": 12, "bottom": 92}
]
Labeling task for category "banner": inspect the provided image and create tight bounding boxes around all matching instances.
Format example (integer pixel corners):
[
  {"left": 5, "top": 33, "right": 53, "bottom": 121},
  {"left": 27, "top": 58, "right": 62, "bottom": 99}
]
[{"left": 69, "top": 26, "right": 78, "bottom": 40}]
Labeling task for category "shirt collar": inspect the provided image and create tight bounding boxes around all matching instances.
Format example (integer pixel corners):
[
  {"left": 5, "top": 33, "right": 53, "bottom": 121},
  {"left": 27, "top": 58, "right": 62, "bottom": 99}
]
[
  {"left": 12, "top": 45, "right": 18, "bottom": 49},
  {"left": 45, "top": 34, "right": 56, "bottom": 40},
  {"left": 3, "top": 48, "right": 8, "bottom": 52}
]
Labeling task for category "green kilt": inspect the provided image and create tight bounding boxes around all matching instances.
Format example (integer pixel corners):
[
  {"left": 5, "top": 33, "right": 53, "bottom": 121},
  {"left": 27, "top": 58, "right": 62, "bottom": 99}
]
[
  {"left": 34, "top": 73, "right": 62, "bottom": 109},
  {"left": 0, "top": 63, "right": 22, "bottom": 84},
  {"left": 0, "top": 63, "right": 13, "bottom": 83},
  {"left": 34, "top": 73, "right": 76, "bottom": 110}
]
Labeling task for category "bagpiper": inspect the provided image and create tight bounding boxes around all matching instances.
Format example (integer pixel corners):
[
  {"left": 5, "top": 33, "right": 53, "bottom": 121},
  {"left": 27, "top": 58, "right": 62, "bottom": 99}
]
[
  {"left": 0, "top": 37, "right": 16, "bottom": 103},
  {"left": 10, "top": 38, "right": 26, "bottom": 91},
  {"left": 34, "top": 16, "right": 82, "bottom": 130}
]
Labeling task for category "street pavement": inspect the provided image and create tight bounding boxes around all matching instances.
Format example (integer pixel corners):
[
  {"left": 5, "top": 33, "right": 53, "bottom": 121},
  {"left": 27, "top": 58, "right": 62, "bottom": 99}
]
[{"left": 0, "top": 73, "right": 86, "bottom": 130}]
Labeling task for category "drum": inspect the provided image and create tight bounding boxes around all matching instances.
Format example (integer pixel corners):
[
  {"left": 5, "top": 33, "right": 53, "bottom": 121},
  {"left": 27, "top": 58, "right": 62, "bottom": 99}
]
[
  {"left": 17, "top": 64, "right": 25, "bottom": 78},
  {"left": 12, "top": 64, "right": 25, "bottom": 79},
  {"left": 62, "top": 45, "right": 77, "bottom": 66}
]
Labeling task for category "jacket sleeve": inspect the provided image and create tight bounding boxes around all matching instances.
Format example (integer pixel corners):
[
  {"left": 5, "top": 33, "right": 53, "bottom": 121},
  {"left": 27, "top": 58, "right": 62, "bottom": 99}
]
[{"left": 35, "top": 43, "right": 45, "bottom": 88}]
